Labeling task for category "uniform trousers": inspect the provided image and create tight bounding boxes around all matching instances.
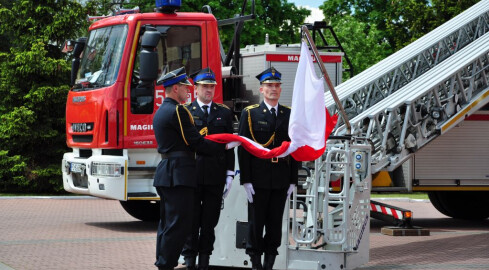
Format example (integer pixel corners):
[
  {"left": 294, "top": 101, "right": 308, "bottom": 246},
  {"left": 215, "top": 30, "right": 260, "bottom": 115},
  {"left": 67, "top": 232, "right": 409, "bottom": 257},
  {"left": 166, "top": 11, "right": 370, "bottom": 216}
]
[
  {"left": 155, "top": 185, "right": 195, "bottom": 269},
  {"left": 182, "top": 183, "right": 225, "bottom": 257},
  {"left": 246, "top": 187, "right": 288, "bottom": 256}
]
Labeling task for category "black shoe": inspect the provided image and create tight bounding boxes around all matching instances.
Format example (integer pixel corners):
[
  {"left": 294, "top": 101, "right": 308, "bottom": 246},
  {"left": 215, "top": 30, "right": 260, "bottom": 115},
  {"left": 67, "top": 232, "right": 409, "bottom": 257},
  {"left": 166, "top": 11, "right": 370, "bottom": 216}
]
[
  {"left": 197, "top": 254, "right": 210, "bottom": 270},
  {"left": 263, "top": 254, "right": 276, "bottom": 270},
  {"left": 184, "top": 256, "right": 196, "bottom": 270},
  {"left": 250, "top": 254, "right": 263, "bottom": 270}
]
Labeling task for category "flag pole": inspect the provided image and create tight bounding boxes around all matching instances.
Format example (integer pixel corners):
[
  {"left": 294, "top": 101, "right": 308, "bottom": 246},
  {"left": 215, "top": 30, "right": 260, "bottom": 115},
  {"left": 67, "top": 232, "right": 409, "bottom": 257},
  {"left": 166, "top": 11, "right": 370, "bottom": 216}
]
[{"left": 301, "top": 25, "right": 351, "bottom": 135}]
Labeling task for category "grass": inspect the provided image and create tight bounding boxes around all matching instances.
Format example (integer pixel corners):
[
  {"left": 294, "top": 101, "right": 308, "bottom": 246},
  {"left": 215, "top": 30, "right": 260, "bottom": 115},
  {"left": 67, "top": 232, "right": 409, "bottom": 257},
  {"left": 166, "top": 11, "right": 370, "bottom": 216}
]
[{"left": 371, "top": 192, "right": 429, "bottom": 200}]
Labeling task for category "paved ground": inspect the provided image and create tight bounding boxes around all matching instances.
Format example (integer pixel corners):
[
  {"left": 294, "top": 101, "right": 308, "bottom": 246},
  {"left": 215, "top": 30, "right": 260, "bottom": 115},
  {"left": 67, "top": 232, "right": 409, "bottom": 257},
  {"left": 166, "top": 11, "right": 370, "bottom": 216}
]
[
  {"left": 0, "top": 197, "right": 488, "bottom": 270},
  {"left": 359, "top": 199, "right": 489, "bottom": 270}
]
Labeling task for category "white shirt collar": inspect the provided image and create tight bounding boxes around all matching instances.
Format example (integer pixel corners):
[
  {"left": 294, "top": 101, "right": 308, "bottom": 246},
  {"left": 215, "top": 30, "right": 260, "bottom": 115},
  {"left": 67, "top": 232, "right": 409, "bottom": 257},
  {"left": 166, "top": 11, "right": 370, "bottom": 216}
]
[
  {"left": 263, "top": 101, "right": 278, "bottom": 115},
  {"left": 196, "top": 99, "right": 212, "bottom": 113}
]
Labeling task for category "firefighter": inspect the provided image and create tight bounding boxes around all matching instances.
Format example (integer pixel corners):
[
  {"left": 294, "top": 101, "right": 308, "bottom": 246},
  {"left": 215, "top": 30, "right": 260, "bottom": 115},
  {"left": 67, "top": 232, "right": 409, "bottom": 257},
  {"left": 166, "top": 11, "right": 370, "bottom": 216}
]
[
  {"left": 238, "top": 67, "right": 299, "bottom": 270},
  {"left": 152, "top": 67, "right": 232, "bottom": 270},
  {"left": 181, "top": 67, "right": 235, "bottom": 270}
]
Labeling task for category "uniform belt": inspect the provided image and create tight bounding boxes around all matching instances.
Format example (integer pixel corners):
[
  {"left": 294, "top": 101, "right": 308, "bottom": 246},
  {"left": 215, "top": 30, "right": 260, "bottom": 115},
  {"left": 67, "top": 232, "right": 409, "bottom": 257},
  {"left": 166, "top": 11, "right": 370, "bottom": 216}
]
[
  {"left": 271, "top": 156, "right": 289, "bottom": 163},
  {"left": 161, "top": 151, "right": 195, "bottom": 159}
]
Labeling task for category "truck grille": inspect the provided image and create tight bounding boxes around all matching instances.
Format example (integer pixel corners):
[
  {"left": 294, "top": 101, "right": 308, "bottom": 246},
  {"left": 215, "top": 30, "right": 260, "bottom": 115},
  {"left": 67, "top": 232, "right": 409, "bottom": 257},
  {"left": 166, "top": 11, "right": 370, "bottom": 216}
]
[{"left": 72, "top": 135, "right": 93, "bottom": 143}]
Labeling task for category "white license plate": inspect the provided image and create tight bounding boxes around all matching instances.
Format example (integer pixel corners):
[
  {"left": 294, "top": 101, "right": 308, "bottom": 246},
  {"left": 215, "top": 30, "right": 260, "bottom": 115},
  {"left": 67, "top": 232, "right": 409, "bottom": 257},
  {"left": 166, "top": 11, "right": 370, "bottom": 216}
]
[{"left": 70, "top": 163, "right": 85, "bottom": 173}]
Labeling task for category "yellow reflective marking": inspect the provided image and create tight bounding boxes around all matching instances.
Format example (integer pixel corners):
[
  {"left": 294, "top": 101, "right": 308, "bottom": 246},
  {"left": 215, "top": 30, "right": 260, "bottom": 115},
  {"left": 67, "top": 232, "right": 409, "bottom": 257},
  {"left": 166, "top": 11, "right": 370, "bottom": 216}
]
[
  {"left": 128, "top": 197, "right": 161, "bottom": 200},
  {"left": 441, "top": 90, "right": 489, "bottom": 133},
  {"left": 124, "top": 160, "right": 128, "bottom": 200},
  {"left": 124, "top": 21, "right": 142, "bottom": 136},
  {"left": 413, "top": 186, "right": 489, "bottom": 191}
]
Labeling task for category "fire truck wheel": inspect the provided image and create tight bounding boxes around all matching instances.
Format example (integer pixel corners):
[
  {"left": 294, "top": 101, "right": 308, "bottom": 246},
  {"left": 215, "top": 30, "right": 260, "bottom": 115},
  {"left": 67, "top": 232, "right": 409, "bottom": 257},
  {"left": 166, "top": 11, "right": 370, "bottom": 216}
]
[
  {"left": 428, "top": 191, "right": 489, "bottom": 220},
  {"left": 120, "top": 200, "right": 160, "bottom": 222}
]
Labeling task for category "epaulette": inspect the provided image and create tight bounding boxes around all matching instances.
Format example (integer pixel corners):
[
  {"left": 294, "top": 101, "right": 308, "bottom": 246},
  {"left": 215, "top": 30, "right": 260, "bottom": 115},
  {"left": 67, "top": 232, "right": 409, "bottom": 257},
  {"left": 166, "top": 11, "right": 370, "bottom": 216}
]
[
  {"left": 281, "top": 104, "right": 291, "bottom": 109},
  {"left": 184, "top": 102, "right": 192, "bottom": 106},
  {"left": 216, "top": 103, "right": 231, "bottom": 110},
  {"left": 244, "top": 104, "right": 259, "bottom": 111}
]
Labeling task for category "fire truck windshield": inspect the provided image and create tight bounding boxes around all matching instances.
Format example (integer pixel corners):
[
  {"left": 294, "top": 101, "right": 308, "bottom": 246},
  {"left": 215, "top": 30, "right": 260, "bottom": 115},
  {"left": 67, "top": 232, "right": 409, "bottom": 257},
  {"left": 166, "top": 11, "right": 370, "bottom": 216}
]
[{"left": 73, "top": 24, "right": 128, "bottom": 91}]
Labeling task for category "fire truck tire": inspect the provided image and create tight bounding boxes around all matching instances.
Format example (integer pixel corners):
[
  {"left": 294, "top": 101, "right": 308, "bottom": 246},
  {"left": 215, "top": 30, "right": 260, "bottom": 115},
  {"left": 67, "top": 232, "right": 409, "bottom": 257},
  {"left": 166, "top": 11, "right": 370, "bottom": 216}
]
[
  {"left": 428, "top": 191, "right": 489, "bottom": 220},
  {"left": 120, "top": 200, "right": 160, "bottom": 222}
]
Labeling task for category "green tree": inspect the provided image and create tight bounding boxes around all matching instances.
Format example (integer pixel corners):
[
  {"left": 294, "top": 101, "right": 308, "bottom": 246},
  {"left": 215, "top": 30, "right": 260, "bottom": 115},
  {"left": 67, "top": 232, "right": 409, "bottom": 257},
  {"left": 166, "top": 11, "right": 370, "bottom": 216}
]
[
  {"left": 320, "top": 0, "right": 480, "bottom": 76},
  {"left": 122, "top": 0, "right": 310, "bottom": 48},
  {"left": 0, "top": 1, "right": 90, "bottom": 192},
  {"left": 0, "top": 0, "right": 308, "bottom": 193}
]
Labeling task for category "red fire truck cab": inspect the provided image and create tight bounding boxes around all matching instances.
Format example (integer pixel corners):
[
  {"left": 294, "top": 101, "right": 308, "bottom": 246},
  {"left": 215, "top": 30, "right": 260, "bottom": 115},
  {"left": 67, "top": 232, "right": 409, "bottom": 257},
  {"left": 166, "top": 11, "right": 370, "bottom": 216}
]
[
  {"left": 62, "top": 3, "right": 227, "bottom": 220},
  {"left": 61, "top": 1, "right": 344, "bottom": 221}
]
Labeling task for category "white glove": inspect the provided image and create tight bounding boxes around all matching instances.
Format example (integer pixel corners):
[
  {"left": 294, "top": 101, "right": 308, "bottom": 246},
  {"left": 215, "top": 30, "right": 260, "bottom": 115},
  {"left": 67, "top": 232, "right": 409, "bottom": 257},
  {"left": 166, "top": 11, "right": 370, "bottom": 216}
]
[
  {"left": 226, "top": 141, "right": 241, "bottom": 150},
  {"left": 287, "top": 184, "right": 296, "bottom": 197},
  {"left": 243, "top": 183, "right": 255, "bottom": 203},
  {"left": 222, "top": 176, "right": 233, "bottom": 199}
]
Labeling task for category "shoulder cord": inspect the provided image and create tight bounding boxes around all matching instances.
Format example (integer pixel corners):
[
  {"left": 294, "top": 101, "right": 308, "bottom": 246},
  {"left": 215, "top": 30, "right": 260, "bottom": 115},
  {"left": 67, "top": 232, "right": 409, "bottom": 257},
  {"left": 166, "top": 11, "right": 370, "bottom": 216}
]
[
  {"left": 247, "top": 109, "right": 275, "bottom": 147},
  {"left": 176, "top": 105, "right": 195, "bottom": 146}
]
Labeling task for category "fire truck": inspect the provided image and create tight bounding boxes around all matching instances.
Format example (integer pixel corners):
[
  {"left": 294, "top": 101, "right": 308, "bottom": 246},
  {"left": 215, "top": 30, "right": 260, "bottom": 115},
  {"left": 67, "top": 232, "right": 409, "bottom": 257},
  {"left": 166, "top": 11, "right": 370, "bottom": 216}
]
[
  {"left": 60, "top": 0, "right": 374, "bottom": 268},
  {"left": 61, "top": 0, "right": 489, "bottom": 268},
  {"left": 61, "top": 0, "right": 344, "bottom": 220}
]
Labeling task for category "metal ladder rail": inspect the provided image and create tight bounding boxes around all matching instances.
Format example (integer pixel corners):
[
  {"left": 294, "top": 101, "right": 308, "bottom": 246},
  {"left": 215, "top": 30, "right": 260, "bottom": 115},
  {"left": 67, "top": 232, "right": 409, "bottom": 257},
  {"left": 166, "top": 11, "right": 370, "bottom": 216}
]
[
  {"left": 328, "top": 11, "right": 489, "bottom": 127},
  {"left": 337, "top": 33, "right": 489, "bottom": 146},
  {"left": 335, "top": 33, "right": 489, "bottom": 173},
  {"left": 370, "top": 36, "right": 489, "bottom": 173},
  {"left": 333, "top": 52, "right": 468, "bottom": 168},
  {"left": 291, "top": 143, "right": 351, "bottom": 246},
  {"left": 319, "top": 141, "right": 372, "bottom": 251},
  {"left": 325, "top": 2, "right": 489, "bottom": 126},
  {"left": 345, "top": 143, "right": 372, "bottom": 252},
  {"left": 326, "top": 0, "right": 489, "bottom": 100},
  {"left": 325, "top": 2, "right": 489, "bottom": 108},
  {"left": 321, "top": 141, "right": 352, "bottom": 245},
  {"left": 291, "top": 156, "right": 323, "bottom": 245},
  {"left": 334, "top": 32, "right": 489, "bottom": 136}
]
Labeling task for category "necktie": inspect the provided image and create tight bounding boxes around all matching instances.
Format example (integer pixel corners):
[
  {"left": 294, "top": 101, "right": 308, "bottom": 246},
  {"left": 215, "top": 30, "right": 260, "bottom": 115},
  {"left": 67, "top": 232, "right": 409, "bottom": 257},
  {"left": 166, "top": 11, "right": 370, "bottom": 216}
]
[
  {"left": 202, "top": 105, "right": 209, "bottom": 123},
  {"left": 270, "top": 107, "right": 277, "bottom": 127}
]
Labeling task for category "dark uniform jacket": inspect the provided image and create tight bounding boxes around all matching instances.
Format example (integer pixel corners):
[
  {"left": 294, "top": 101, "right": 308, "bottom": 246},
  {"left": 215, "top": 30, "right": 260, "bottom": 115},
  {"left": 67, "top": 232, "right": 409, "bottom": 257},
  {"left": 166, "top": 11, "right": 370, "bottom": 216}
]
[
  {"left": 153, "top": 98, "right": 225, "bottom": 188},
  {"left": 186, "top": 100, "right": 235, "bottom": 185},
  {"left": 238, "top": 101, "right": 299, "bottom": 189}
]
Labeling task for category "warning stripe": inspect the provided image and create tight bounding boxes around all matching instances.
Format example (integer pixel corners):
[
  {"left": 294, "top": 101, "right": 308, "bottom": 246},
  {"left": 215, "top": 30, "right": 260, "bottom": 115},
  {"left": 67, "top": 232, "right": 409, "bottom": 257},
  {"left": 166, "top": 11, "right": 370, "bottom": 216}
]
[{"left": 370, "top": 203, "right": 404, "bottom": 220}]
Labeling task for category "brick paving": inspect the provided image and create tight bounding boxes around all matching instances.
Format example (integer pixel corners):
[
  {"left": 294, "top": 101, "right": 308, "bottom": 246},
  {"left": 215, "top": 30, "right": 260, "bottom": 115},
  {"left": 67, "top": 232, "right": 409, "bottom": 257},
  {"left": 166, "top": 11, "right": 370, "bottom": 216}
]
[
  {"left": 0, "top": 197, "right": 156, "bottom": 270},
  {"left": 0, "top": 197, "right": 488, "bottom": 270},
  {"left": 359, "top": 199, "right": 489, "bottom": 270}
]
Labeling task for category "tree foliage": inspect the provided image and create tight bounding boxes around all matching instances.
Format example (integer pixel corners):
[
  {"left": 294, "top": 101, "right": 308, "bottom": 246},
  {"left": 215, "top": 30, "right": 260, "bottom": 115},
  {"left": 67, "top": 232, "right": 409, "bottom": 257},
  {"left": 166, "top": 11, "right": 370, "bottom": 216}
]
[
  {"left": 320, "top": 0, "right": 480, "bottom": 77},
  {"left": 0, "top": 0, "right": 308, "bottom": 193},
  {"left": 101, "top": 0, "right": 310, "bottom": 49},
  {"left": 2, "top": 0, "right": 478, "bottom": 193},
  {"left": 0, "top": 1, "right": 90, "bottom": 192}
]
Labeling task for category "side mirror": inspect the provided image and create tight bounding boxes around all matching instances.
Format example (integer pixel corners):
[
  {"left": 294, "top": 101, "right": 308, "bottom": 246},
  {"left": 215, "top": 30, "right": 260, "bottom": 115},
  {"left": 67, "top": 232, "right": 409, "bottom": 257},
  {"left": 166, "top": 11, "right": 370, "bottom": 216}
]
[
  {"left": 62, "top": 40, "right": 75, "bottom": 53},
  {"left": 139, "top": 27, "right": 160, "bottom": 82},
  {"left": 70, "top": 37, "right": 87, "bottom": 86}
]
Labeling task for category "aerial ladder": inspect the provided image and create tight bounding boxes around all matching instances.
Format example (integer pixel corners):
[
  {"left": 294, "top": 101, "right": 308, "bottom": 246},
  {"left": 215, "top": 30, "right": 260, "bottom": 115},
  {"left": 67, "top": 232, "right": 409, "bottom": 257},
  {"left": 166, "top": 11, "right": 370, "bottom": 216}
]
[
  {"left": 215, "top": 1, "right": 489, "bottom": 270},
  {"left": 287, "top": 0, "right": 489, "bottom": 269},
  {"left": 299, "top": 0, "right": 489, "bottom": 239}
]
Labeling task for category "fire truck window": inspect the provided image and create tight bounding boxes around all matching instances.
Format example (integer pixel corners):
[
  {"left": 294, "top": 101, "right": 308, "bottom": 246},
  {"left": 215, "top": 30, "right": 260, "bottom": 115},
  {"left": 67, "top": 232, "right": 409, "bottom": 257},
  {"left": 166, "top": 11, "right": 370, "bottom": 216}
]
[
  {"left": 73, "top": 25, "right": 128, "bottom": 91},
  {"left": 156, "top": 25, "right": 201, "bottom": 77},
  {"left": 130, "top": 25, "right": 202, "bottom": 114}
]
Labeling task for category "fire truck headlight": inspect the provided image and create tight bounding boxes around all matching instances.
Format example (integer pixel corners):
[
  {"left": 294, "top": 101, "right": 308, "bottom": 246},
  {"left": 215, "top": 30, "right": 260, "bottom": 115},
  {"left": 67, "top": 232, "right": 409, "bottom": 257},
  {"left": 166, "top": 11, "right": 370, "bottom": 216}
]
[{"left": 91, "top": 162, "right": 123, "bottom": 177}]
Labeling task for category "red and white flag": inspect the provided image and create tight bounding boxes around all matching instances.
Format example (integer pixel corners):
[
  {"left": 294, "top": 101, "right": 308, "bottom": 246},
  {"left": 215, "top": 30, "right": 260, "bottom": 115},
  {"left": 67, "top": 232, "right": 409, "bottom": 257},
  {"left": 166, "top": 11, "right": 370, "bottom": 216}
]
[
  {"left": 206, "top": 41, "right": 337, "bottom": 161},
  {"left": 285, "top": 41, "right": 337, "bottom": 161}
]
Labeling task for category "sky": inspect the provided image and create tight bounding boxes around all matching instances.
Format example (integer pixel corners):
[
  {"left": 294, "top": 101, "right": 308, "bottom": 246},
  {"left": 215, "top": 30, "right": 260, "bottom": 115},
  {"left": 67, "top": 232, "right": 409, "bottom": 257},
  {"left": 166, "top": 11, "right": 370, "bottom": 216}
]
[{"left": 288, "top": 0, "right": 325, "bottom": 23}]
